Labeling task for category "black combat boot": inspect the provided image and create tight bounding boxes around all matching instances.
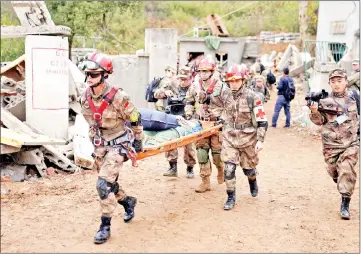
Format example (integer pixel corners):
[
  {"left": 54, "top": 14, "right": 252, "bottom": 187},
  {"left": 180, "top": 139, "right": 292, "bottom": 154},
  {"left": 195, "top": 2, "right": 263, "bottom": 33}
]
[
  {"left": 118, "top": 196, "right": 137, "bottom": 223},
  {"left": 186, "top": 166, "right": 194, "bottom": 178},
  {"left": 223, "top": 190, "right": 236, "bottom": 210},
  {"left": 340, "top": 196, "right": 351, "bottom": 220},
  {"left": 248, "top": 178, "right": 258, "bottom": 197},
  {"left": 163, "top": 160, "right": 178, "bottom": 177},
  {"left": 94, "top": 216, "right": 111, "bottom": 244}
]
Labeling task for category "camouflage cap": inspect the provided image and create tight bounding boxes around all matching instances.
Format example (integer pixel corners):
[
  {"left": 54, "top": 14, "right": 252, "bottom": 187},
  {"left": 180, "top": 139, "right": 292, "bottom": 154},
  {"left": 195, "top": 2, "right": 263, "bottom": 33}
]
[
  {"left": 165, "top": 65, "right": 177, "bottom": 74},
  {"left": 329, "top": 68, "right": 347, "bottom": 80},
  {"left": 352, "top": 59, "right": 359, "bottom": 65},
  {"left": 177, "top": 66, "right": 191, "bottom": 78}
]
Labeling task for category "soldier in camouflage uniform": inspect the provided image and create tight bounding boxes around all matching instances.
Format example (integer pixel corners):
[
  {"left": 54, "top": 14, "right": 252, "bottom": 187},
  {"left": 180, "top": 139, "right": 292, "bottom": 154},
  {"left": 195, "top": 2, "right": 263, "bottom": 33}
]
[
  {"left": 79, "top": 52, "right": 144, "bottom": 244},
  {"left": 221, "top": 64, "right": 268, "bottom": 210},
  {"left": 347, "top": 59, "right": 360, "bottom": 90},
  {"left": 252, "top": 75, "right": 271, "bottom": 103},
  {"left": 246, "top": 68, "right": 256, "bottom": 89},
  {"left": 155, "top": 66, "right": 197, "bottom": 178},
  {"left": 184, "top": 57, "right": 233, "bottom": 193},
  {"left": 309, "top": 68, "right": 359, "bottom": 220},
  {"left": 154, "top": 65, "right": 178, "bottom": 111}
]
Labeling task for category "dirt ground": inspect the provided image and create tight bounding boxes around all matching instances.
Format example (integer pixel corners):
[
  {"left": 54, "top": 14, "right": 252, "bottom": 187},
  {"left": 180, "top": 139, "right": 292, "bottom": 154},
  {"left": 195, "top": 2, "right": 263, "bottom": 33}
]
[{"left": 1, "top": 89, "right": 359, "bottom": 253}]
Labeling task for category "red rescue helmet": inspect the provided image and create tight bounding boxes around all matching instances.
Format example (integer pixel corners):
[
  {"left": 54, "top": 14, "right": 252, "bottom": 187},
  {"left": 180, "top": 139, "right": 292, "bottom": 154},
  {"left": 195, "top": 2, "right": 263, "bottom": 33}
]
[
  {"left": 225, "top": 64, "right": 248, "bottom": 81},
  {"left": 198, "top": 57, "right": 216, "bottom": 71},
  {"left": 83, "top": 52, "right": 113, "bottom": 74}
]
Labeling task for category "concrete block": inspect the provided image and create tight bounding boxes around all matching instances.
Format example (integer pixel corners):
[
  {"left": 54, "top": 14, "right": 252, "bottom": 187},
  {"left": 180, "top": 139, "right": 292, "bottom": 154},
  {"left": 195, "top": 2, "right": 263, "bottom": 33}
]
[
  {"left": 0, "top": 163, "right": 27, "bottom": 182},
  {"left": 25, "top": 35, "right": 69, "bottom": 140},
  {"left": 146, "top": 28, "right": 178, "bottom": 82}
]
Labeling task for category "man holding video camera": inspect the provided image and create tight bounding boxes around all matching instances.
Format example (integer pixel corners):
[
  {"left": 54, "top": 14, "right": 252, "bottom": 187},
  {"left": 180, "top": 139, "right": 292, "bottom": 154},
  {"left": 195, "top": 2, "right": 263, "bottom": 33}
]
[
  {"left": 308, "top": 68, "right": 359, "bottom": 220},
  {"left": 154, "top": 66, "right": 197, "bottom": 178}
]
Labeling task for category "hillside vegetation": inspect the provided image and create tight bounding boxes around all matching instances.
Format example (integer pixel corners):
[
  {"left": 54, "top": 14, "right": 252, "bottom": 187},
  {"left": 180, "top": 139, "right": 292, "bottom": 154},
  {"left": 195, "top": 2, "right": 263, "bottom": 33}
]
[{"left": 1, "top": 1, "right": 318, "bottom": 61}]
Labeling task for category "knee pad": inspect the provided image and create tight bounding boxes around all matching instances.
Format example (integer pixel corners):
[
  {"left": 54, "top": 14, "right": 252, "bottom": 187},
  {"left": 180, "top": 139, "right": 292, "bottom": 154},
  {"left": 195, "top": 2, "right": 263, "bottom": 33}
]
[
  {"left": 242, "top": 168, "right": 256, "bottom": 176},
  {"left": 96, "top": 177, "right": 119, "bottom": 200},
  {"left": 197, "top": 148, "right": 210, "bottom": 164},
  {"left": 224, "top": 162, "right": 236, "bottom": 180}
]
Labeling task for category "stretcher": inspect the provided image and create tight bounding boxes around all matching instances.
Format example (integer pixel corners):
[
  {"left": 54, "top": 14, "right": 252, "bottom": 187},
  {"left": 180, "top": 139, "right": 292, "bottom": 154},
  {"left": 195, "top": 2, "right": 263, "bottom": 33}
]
[
  {"left": 73, "top": 113, "right": 222, "bottom": 168},
  {"left": 136, "top": 123, "right": 222, "bottom": 160}
]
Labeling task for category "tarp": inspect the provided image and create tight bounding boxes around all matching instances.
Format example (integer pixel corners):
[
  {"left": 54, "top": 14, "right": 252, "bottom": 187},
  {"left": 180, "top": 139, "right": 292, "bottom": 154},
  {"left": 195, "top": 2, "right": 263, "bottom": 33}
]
[{"left": 204, "top": 36, "right": 221, "bottom": 50}]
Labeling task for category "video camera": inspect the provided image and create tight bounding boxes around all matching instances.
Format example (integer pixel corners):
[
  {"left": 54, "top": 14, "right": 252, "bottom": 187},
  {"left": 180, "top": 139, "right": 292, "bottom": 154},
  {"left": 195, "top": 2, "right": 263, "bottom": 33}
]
[
  {"left": 305, "top": 89, "right": 328, "bottom": 107},
  {"left": 165, "top": 97, "right": 185, "bottom": 116}
]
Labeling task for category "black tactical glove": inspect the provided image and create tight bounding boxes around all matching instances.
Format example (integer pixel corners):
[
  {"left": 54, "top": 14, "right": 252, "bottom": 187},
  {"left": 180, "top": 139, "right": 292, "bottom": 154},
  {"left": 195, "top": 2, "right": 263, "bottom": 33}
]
[
  {"left": 215, "top": 117, "right": 225, "bottom": 131},
  {"left": 133, "top": 140, "right": 143, "bottom": 153},
  {"left": 215, "top": 117, "right": 225, "bottom": 125}
]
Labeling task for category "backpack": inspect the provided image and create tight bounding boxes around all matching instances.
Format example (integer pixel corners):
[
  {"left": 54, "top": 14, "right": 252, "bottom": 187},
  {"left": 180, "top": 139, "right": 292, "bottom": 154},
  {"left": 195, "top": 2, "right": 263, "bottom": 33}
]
[
  {"left": 145, "top": 77, "right": 163, "bottom": 102},
  {"left": 351, "top": 89, "right": 360, "bottom": 115},
  {"left": 267, "top": 71, "right": 276, "bottom": 85},
  {"left": 283, "top": 77, "right": 296, "bottom": 101}
]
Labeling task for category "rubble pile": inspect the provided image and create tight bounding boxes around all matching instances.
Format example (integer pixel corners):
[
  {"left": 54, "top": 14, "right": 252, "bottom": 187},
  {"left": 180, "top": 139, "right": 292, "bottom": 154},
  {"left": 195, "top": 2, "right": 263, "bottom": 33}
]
[
  {"left": 259, "top": 43, "right": 321, "bottom": 134},
  {"left": 259, "top": 31, "right": 301, "bottom": 44},
  {"left": 1, "top": 55, "right": 92, "bottom": 183}
]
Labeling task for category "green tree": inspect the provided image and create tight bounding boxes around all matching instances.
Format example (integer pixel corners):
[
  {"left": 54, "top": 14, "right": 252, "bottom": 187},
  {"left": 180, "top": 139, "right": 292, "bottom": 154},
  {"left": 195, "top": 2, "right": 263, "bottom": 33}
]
[
  {"left": 46, "top": 1, "right": 143, "bottom": 57},
  {"left": 0, "top": 2, "right": 25, "bottom": 62}
]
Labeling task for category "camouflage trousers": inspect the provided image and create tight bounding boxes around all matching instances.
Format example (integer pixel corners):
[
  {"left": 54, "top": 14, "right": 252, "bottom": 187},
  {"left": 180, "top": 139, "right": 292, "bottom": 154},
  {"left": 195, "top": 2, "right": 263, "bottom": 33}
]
[
  {"left": 196, "top": 132, "right": 224, "bottom": 179},
  {"left": 221, "top": 138, "right": 259, "bottom": 191},
  {"left": 94, "top": 147, "right": 127, "bottom": 217},
  {"left": 323, "top": 144, "right": 359, "bottom": 197},
  {"left": 165, "top": 143, "right": 197, "bottom": 166}
]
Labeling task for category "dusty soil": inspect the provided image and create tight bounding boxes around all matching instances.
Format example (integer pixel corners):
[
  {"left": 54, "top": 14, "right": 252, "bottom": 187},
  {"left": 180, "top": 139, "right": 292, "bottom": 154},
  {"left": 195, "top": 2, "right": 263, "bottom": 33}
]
[{"left": 1, "top": 90, "right": 359, "bottom": 253}]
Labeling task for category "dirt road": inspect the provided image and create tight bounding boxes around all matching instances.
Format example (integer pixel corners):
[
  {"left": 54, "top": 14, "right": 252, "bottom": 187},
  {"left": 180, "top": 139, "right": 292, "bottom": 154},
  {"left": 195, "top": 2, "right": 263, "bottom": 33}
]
[{"left": 1, "top": 90, "right": 359, "bottom": 253}]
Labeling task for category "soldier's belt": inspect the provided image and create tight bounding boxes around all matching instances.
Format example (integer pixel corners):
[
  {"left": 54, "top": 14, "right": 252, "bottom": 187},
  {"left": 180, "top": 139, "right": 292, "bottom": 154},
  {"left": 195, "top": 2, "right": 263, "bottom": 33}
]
[
  {"left": 198, "top": 116, "right": 219, "bottom": 121},
  {"left": 103, "top": 131, "right": 130, "bottom": 146},
  {"left": 233, "top": 123, "right": 254, "bottom": 130}
]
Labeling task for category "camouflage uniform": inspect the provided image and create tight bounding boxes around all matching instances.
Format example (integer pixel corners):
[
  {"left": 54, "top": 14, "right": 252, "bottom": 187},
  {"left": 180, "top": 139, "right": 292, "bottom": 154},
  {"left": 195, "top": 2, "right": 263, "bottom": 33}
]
[
  {"left": 252, "top": 75, "right": 270, "bottom": 103},
  {"left": 184, "top": 76, "right": 232, "bottom": 192},
  {"left": 80, "top": 83, "right": 143, "bottom": 220},
  {"left": 154, "top": 67, "right": 197, "bottom": 178},
  {"left": 221, "top": 85, "right": 268, "bottom": 209},
  {"left": 154, "top": 77, "right": 179, "bottom": 111},
  {"left": 347, "top": 70, "right": 360, "bottom": 90},
  {"left": 309, "top": 68, "right": 359, "bottom": 220}
]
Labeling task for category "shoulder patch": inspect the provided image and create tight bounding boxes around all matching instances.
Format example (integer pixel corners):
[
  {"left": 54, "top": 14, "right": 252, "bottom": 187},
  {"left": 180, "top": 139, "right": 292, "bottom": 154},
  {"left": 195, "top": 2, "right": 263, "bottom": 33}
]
[{"left": 129, "top": 109, "right": 139, "bottom": 122}]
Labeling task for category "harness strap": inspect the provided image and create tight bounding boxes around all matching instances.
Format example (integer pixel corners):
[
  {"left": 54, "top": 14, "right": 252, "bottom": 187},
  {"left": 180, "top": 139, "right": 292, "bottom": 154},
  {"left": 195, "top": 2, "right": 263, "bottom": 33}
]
[
  {"left": 199, "top": 79, "right": 217, "bottom": 94},
  {"left": 86, "top": 87, "right": 119, "bottom": 126}
]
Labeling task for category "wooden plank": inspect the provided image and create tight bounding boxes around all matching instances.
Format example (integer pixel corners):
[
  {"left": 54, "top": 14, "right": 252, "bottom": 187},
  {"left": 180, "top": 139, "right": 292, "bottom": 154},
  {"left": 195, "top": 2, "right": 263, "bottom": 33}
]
[
  {"left": 0, "top": 128, "right": 23, "bottom": 148},
  {"left": 0, "top": 54, "right": 25, "bottom": 75},
  {"left": 1, "top": 25, "right": 71, "bottom": 39},
  {"left": 0, "top": 89, "right": 17, "bottom": 96},
  {"left": 0, "top": 144, "right": 21, "bottom": 154},
  {"left": 1, "top": 127, "right": 66, "bottom": 146}
]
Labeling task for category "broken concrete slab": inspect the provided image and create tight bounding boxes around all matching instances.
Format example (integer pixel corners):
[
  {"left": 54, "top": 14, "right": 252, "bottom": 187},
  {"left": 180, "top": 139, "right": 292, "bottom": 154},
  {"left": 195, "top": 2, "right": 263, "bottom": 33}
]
[
  {"left": 11, "top": 148, "right": 47, "bottom": 177},
  {"left": 277, "top": 44, "right": 293, "bottom": 71},
  {"left": 4, "top": 96, "right": 26, "bottom": 121},
  {"left": 0, "top": 144, "right": 21, "bottom": 154},
  {"left": 290, "top": 59, "right": 315, "bottom": 78},
  {"left": 0, "top": 163, "right": 27, "bottom": 182},
  {"left": 0, "top": 54, "right": 26, "bottom": 82},
  {"left": 40, "top": 146, "right": 76, "bottom": 172},
  {"left": 11, "top": 149, "right": 44, "bottom": 165},
  {"left": 1, "top": 107, "right": 76, "bottom": 172}
]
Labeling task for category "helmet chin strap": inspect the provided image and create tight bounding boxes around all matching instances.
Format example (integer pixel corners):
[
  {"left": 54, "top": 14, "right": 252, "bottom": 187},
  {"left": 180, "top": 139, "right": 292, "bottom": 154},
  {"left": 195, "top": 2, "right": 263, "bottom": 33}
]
[{"left": 202, "top": 71, "right": 213, "bottom": 82}]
